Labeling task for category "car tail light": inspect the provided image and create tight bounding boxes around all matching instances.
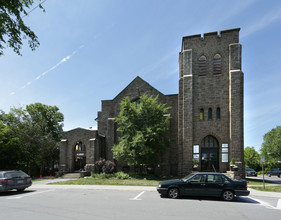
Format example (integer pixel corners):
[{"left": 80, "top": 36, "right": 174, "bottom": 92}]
[
  {"left": 245, "top": 183, "right": 247, "bottom": 189},
  {"left": 27, "top": 177, "right": 32, "bottom": 181},
  {"left": 0, "top": 179, "right": 14, "bottom": 183}
]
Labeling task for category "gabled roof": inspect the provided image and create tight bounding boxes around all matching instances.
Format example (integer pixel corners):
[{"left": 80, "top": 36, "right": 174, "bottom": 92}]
[
  {"left": 112, "top": 76, "right": 165, "bottom": 101},
  {"left": 63, "top": 127, "right": 96, "bottom": 133}
]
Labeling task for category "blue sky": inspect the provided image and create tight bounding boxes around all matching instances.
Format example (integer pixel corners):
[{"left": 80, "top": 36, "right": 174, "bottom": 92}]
[{"left": 1, "top": 0, "right": 281, "bottom": 152}]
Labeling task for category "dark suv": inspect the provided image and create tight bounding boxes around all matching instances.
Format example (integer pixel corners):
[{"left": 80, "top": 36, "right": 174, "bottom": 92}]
[
  {"left": 0, "top": 170, "right": 32, "bottom": 192},
  {"left": 267, "top": 168, "right": 281, "bottom": 177}
]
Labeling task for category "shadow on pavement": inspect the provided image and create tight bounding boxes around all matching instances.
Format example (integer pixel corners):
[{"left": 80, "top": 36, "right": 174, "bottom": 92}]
[
  {"left": 161, "top": 195, "right": 259, "bottom": 204},
  {"left": 0, "top": 190, "right": 36, "bottom": 197}
]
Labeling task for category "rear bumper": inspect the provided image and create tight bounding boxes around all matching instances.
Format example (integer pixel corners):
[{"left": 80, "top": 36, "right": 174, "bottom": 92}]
[
  {"left": 0, "top": 183, "right": 32, "bottom": 192},
  {"left": 235, "top": 190, "right": 250, "bottom": 197}
]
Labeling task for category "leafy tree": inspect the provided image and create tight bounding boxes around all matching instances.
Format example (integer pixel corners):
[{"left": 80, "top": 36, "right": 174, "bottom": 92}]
[
  {"left": 244, "top": 146, "right": 261, "bottom": 171},
  {"left": 260, "top": 126, "right": 281, "bottom": 169},
  {"left": 113, "top": 95, "right": 170, "bottom": 168},
  {"left": 0, "top": 103, "right": 64, "bottom": 176},
  {"left": 0, "top": 0, "right": 45, "bottom": 56},
  {"left": 0, "top": 118, "right": 29, "bottom": 170}
]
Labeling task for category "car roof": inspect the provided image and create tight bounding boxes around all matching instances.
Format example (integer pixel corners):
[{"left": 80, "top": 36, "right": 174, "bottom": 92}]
[{"left": 193, "top": 172, "right": 224, "bottom": 175}]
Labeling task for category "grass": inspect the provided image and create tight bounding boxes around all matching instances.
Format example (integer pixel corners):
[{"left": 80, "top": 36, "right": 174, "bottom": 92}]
[
  {"left": 246, "top": 178, "right": 273, "bottom": 185},
  {"left": 49, "top": 172, "right": 174, "bottom": 186},
  {"left": 49, "top": 177, "right": 161, "bottom": 186},
  {"left": 250, "top": 186, "right": 281, "bottom": 192}
]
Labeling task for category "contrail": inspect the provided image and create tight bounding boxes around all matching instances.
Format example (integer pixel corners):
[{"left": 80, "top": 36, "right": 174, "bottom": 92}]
[{"left": 10, "top": 45, "right": 84, "bottom": 96}]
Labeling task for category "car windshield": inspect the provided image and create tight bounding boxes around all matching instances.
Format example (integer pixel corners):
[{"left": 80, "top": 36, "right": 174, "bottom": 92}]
[
  {"left": 247, "top": 169, "right": 254, "bottom": 171},
  {"left": 182, "top": 173, "right": 195, "bottom": 181}
]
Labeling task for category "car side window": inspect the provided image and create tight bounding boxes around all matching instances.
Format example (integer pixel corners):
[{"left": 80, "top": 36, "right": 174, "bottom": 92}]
[
  {"left": 190, "top": 175, "right": 201, "bottom": 183},
  {"left": 221, "top": 176, "right": 230, "bottom": 183},
  {"left": 207, "top": 175, "right": 223, "bottom": 183},
  {"left": 190, "top": 174, "right": 207, "bottom": 183}
]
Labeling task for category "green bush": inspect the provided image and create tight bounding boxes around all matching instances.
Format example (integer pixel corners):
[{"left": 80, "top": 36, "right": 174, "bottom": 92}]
[{"left": 115, "top": 172, "right": 131, "bottom": 179}]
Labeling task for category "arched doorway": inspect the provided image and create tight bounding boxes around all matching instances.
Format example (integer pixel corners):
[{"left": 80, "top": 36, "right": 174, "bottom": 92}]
[
  {"left": 200, "top": 135, "right": 219, "bottom": 172},
  {"left": 74, "top": 141, "right": 86, "bottom": 171}
]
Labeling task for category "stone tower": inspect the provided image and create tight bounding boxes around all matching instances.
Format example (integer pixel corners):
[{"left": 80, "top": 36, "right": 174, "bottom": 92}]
[{"left": 178, "top": 28, "right": 244, "bottom": 177}]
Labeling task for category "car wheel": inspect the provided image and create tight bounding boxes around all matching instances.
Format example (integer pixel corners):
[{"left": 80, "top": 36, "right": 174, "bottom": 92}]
[
  {"left": 268, "top": 174, "right": 271, "bottom": 177},
  {"left": 278, "top": 174, "right": 280, "bottom": 178},
  {"left": 221, "top": 190, "right": 234, "bottom": 201},
  {"left": 168, "top": 188, "right": 179, "bottom": 199}
]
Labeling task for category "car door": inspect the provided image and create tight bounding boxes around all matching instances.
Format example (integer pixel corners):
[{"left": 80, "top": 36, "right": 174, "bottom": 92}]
[
  {"left": 205, "top": 174, "right": 224, "bottom": 196},
  {"left": 182, "top": 174, "right": 207, "bottom": 196}
]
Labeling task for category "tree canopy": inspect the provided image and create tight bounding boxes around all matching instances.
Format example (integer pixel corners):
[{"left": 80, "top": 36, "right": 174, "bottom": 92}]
[
  {"left": 0, "top": 103, "right": 64, "bottom": 176},
  {"left": 260, "top": 126, "right": 281, "bottom": 168},
  {"left": 244, "top": 146, "right": 261, "bottom": 171},
  {"left": 0, "top": 0, "right": 45, "bottom": 56},
  {"left": 113, "top": 95, "right": 170, "bottom": 167}
]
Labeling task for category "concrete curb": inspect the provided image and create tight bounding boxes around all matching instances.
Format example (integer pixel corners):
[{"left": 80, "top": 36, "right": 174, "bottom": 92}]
[{"left": 30, "top": 184, "right": 156, "bottom": 191}]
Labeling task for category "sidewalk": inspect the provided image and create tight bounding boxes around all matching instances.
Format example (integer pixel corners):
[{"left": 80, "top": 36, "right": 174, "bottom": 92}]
[
  {"left": 248, "top": 187, "right": 281, "bottom": 198},
  {"left": 30, "top": 178, "right": 281, "bottom": 198}
]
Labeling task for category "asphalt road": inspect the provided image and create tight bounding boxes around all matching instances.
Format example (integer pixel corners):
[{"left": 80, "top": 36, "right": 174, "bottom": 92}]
[
  {"left": 248, "top": 175, "right": 281, "bottom": 184},
  {"left": 0, "top": 187, "right": 280, "bottom": 220}
]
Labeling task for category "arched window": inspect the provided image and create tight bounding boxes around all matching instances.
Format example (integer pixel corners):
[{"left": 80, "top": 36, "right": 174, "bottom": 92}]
[
  {"left": 200, "top": 109, "right": 204, "bottom": 120},
  {"left": 198, "top": 56, "right": 207, "bottom": 76},
  {"left": 216, "top": 107, "right": 221, "bottom": 120},
  {"left": 213, "top": 54, "right": 221, "bottom": 75},
  {"left": 208, "top": 108, "right": 212, "bottom": 120},
  {"left": 75, "top": 141, "right": 85, "bottom": 152}
]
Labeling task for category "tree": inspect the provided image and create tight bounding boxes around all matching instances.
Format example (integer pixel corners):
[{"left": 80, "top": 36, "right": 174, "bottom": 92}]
[
  {"left": 0, "top": 103, "right": 64, "bottom": 176},
  {"left": 0, "top": 117, "right": 29, "bottom": 170},
  {"left": 113, "top": 95, "right": 170, "bottom": 168},
  {"left": 0, "top": 0, "right": 45, "bottom": 56},
  {"left": 260, "top": 126, "right": 281, "bottom": 169},
  {"left": 244, "top": 146, "right": 261, "bottom": 171}
]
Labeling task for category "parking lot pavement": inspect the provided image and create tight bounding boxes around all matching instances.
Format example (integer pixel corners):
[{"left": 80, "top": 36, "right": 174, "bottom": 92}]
[
  {"left": 1, "top": 188, "right": 281, "bottom": 219},
  {"left": 29, "top": 178, "right": 281, "bottom": 211}
]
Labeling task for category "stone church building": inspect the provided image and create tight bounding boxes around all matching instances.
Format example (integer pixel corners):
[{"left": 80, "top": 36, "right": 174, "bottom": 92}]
[{"left": 59, "top": 28, "right": 245, "bottom": 177}]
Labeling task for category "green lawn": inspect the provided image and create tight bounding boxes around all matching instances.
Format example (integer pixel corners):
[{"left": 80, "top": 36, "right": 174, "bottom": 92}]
[
  {"left": 49, "top": 177, "right": 161, "bottom": 186},
  {"left": 250, "top": 186, "right": 281, "bottom": 192},
  {"left": 246, "top": 178, "right": 273, "bottom": 185}
]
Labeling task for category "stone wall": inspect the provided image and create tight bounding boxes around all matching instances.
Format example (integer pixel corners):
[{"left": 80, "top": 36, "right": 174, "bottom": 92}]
[
  {"left": 97, "top": 76, "right": 178, "bottom": 176},
  {"left": 178, "top": 28, "right": 245, "bottom": 177}
]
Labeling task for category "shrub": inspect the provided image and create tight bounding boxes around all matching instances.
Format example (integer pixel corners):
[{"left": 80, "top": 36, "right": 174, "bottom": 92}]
[
  {"left": 115, "top": 171, "right": 131, "bottom": 179},
  {"left": 94, "top": 158, "right": 116, "bottom": 174},
  {"left": 102, "top": 160, "right": 116, "bottom": 174}
]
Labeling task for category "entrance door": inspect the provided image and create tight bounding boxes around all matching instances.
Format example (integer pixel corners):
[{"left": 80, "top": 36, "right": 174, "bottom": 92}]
[
  {"left": 200, "top": 136, "right": 219, "bottom": 172},
  {"left": 74, "top": 141, "right": 86, "bottom": 171}
]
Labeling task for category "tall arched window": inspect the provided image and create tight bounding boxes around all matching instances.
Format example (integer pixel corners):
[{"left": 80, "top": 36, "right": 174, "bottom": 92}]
[
  {"left": 198, "top": 56, "right": 207, "bottom": 76},
  {"left": 200, "top": 109, "right": 204, "bottom": 120},
  {"left": 208, "top": 108, "right": 212, "bottom": 120},
  {"left": 216, "top": 107, "right": 221, "bottom": 120},
  {"left": 213, "top": 54, "right": 221, "bottom": 75}
]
